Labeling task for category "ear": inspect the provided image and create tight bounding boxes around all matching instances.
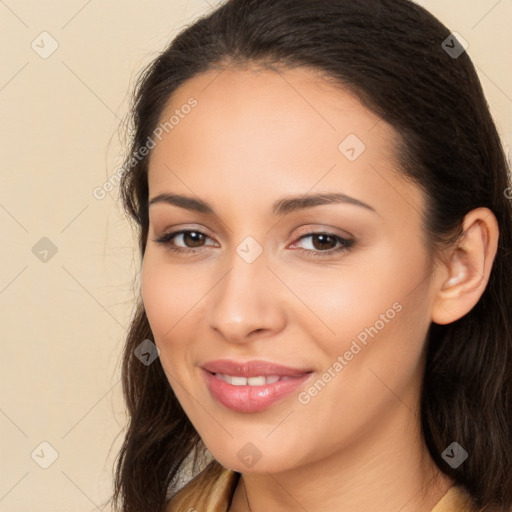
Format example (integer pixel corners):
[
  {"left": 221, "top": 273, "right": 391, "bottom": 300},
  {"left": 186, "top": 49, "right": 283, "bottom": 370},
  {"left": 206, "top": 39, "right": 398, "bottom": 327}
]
[{"left": 431, "top": 207, "right": 499, "bottom": 325}]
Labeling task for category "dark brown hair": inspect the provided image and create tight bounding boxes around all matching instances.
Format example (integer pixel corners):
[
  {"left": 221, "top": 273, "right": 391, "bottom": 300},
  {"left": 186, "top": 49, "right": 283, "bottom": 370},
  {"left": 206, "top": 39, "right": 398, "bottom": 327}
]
[{"left": 110, "top": 1, "right": 512, "bottom": 510}]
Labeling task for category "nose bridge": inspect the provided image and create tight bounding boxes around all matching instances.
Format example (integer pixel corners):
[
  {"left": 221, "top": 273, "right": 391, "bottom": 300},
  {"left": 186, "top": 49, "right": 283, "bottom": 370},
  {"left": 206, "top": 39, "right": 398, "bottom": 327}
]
[{"left": 207, "top": 241, "right": 284, "bottom": 341}]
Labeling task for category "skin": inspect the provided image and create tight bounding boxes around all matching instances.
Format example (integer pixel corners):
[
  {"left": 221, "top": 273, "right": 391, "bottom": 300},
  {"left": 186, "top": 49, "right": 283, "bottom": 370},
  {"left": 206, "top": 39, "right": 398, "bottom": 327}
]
[{"left": 141, "top": 64, "right": 499, "bottom": 511}]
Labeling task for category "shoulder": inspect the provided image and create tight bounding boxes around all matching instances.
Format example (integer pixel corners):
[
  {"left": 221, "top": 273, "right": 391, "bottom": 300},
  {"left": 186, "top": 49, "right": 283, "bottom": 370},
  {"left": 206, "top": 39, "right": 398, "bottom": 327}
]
[{"left": 166, "top": 459, "right": 239, "bottom": 512}]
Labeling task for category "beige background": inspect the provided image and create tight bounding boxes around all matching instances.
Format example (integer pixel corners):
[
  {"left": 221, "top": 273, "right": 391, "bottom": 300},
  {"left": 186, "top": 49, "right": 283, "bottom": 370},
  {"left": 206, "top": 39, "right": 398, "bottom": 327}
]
[{"left": 0, "top": 0, "right": 510, "bottom": 510}]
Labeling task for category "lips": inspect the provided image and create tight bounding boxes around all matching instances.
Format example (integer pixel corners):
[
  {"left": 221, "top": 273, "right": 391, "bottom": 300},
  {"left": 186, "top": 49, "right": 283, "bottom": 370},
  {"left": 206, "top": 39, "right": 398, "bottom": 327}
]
[
  {"left": 201, "top": 359, "right": 312, "bottom": 377},
  {"left": 201, "top": 359, "right": 314, "bottom": 413}
]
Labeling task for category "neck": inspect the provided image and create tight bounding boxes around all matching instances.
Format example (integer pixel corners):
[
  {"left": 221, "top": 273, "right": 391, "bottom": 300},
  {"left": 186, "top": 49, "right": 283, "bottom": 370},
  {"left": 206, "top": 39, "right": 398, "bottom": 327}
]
[{"left": 230, "top": 402, "right": 454, "bottom": 512}]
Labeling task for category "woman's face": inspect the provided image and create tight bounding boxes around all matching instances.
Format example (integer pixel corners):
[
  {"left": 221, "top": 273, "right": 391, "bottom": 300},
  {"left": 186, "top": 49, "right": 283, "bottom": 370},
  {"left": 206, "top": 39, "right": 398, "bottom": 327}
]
[{"left": 142, "top": 65, "right": 440, "bottom": 473}]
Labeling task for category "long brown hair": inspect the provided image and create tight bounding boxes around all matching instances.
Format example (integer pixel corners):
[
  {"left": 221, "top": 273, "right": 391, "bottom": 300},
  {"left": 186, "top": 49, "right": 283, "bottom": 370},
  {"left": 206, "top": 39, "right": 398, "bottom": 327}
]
[{"left": 110, "top": 1, "right": 512, "bottom": 510}]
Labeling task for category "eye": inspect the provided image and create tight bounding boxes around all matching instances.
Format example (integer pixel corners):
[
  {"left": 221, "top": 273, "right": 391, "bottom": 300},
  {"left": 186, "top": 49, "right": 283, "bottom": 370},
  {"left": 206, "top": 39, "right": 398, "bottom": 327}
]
[
  {"left": 153, "top": 229, "right": 216, "bottom": 255},
  {"left": 290, "top": 232, "right": 355, "bottom": 258},
  {"left": 153, "top": 229, "right": 355, "bottom": 258}
]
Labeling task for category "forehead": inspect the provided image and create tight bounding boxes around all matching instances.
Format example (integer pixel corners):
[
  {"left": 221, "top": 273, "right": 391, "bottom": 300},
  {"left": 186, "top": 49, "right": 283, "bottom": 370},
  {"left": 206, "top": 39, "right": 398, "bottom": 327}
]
[
  {"left": 147, "top": 64, "right": 423, "bottom": 223},
  {"left": 153, "top": 64, "right": 390, "bottom": 159}
]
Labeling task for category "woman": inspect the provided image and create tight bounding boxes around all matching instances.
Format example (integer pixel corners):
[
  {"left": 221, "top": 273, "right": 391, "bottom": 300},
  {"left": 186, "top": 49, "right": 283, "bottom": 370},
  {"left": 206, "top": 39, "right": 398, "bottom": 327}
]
[{"left": 111, "top": 0, "right": 512, "bottom": 511}]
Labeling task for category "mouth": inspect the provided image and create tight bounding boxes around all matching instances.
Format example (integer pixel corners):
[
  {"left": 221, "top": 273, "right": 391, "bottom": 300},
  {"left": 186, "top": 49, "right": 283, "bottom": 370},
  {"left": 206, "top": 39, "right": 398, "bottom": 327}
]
[
  {"left": 212, "top": 373, "right": 297, "bottom": 386},
  {"left": 201, "top": 359, "right": 314, "bottom": 413},
  {"left": 202, "top": 359, "right": 312, "bottom": 377}
]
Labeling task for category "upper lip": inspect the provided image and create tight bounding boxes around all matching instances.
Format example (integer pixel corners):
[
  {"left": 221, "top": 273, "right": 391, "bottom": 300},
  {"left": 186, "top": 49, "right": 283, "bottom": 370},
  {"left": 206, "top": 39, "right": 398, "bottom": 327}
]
[{"left": 201, "top": 359, "right": 313, "bottom": 377}]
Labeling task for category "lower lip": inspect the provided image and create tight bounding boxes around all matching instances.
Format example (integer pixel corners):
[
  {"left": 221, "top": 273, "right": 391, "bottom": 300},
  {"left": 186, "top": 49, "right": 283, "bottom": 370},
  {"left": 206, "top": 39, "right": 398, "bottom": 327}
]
[{"left": 202, "top": 369, "right": 313, "bottom": 413}]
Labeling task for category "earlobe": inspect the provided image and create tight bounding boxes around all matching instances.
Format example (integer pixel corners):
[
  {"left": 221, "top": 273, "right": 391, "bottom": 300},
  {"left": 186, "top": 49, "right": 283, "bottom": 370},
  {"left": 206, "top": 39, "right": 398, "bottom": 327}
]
[{"left": 431, "top": 207, "right": 499, "bottom": 325}]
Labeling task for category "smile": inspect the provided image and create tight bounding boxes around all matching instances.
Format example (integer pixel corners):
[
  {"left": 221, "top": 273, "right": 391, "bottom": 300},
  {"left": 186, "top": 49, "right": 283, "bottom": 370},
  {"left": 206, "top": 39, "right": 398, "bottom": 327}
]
[
  {"left": 213, "top": 374, "right": 296, "bottom": 386},
  {"left": 202, "top": 370, "right": 312, "bottom": 413}
]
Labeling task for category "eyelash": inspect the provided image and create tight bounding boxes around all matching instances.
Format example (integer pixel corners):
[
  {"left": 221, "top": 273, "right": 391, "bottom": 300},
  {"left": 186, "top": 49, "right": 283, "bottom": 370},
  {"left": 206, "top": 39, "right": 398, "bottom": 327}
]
[{"left": 153, "top": 229, "right": 355, "bottom": 258}]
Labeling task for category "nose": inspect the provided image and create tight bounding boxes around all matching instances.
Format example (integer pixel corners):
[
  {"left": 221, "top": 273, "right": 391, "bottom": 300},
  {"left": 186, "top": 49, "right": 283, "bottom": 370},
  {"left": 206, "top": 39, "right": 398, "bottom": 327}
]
[{"left": 206, "top": 250, "right": 287, "bottom": 344}]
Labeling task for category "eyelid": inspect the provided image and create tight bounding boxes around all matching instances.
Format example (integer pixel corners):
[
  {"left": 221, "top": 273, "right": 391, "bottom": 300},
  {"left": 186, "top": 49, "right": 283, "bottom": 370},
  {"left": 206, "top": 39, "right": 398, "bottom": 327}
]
[
  {"left": 153, "top": 223, "right": 216, "bottom": 240},
  {"left": 292, "top": 224, "right": 354, "bottom": 240}
]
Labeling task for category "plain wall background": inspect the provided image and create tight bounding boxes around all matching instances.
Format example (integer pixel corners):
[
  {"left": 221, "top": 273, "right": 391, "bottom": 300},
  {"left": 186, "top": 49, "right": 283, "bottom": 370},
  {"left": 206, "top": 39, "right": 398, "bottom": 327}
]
[{"left": 0, "top": 1, "right": 510, "bottom": 510}]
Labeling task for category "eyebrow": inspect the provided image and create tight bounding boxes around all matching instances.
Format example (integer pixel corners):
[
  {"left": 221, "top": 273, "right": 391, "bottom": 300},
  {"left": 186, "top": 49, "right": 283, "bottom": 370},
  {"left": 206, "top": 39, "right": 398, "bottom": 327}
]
[
  {"left": 149, "top": 193, "right": 377, "bottom": 216},
  {"left": 148, "top": 192, "right": 377, "bottom": 216}
]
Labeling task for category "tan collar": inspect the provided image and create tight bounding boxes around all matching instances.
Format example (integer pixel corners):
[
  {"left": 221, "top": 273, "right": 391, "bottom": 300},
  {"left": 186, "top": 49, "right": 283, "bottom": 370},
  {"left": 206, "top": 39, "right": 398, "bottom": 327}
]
[
  {"left": 166, "top": 460, "right": 476, "bottom": 512},
  {"left": 431, "top": 483, "right": 476, "bottom": 512},
  {"left": 166, "top": 461, "right": 239, "bottom": 512}
]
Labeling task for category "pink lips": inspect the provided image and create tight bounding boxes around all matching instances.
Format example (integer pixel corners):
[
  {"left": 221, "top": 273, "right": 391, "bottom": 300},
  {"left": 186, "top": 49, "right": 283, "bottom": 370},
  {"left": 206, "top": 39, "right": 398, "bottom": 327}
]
[{"left": 201, "top": 359, "right": 314, "bottom": 413}]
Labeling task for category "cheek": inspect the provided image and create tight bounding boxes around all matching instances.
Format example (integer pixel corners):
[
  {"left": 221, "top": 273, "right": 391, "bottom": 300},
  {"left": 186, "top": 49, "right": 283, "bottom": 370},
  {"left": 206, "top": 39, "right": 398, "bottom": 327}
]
[
  {"left": 317, "top": 244, "right": 432, "bottom": 401},
  {"left": 140, "top": 254, "right": 199, "bottom": 393},
  {"left": 140, "top": 251, "right": 215, "bottom": 386},
  {"left": 282, "top": 281, "right": 431, "bottom": 462},
  {"left": 141, "top": 251, "right": 200, "bottom": 338},
  {"left": 140, "top": 255, "right": 170, "bottom": 336},
  {"left": 282, "top": 242, "right": 430, "bottom": 350}
]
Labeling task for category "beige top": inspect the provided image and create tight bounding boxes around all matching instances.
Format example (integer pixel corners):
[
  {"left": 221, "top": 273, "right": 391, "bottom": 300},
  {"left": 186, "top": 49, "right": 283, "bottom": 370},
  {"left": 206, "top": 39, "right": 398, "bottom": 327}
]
[{"left": 166, "top": 460, "right": 477, "bottom": 512}]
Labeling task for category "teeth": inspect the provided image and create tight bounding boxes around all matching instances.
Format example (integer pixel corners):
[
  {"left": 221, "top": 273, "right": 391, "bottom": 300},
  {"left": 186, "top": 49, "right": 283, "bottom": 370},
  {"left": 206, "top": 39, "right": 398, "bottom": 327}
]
[
  {"left": 247, "top": 376, "right": 266, "bottom": 386},
  {"left": 231, "top": 376, "right": 247, "bottom": 386},
  {"left": 215, "top": 373, "right": 282, "bottom": 386}
]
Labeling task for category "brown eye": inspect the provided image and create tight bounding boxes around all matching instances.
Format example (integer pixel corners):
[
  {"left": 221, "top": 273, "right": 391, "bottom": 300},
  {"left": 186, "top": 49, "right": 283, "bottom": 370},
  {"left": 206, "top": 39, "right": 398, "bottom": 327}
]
[
  {"left": 291, "top": 232, "right": 355, "bottom": 258},
  {"left": 179, "top": 231, "right": 206, "bottom": 248},
  {"left": 309, "top": 234, "right": 338, "bottom": 251},
  {"left": 154, "top": 229, "right": 214, "bottom": 254}
]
